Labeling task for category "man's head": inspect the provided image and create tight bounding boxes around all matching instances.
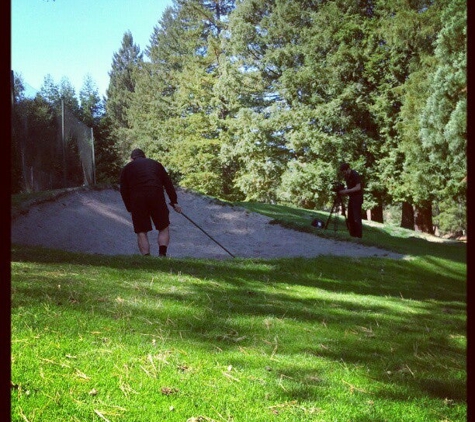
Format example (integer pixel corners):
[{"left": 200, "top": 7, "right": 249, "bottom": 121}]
[
  {"left": 339, "top": 162, "right": 350, "bottom": 172},
  {"left": 131, "top": 148, "right": 146, "bottom": 160},
  {"left": 339, "top": 162, "right": 351, "bottom": 177}
]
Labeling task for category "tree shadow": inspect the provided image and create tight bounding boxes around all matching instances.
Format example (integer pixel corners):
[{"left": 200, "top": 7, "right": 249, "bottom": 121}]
[{"left": 11, "top": 245, "right": 466, "bottom": 406}]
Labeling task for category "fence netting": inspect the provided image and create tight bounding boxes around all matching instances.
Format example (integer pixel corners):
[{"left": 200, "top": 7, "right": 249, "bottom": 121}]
[{"left": 12, "top": 99, "right": 95, "bottom": 192}]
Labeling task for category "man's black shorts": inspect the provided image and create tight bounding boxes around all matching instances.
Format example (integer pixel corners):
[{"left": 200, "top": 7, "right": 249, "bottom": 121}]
[{"left": 130, "top": 189, "right": 170, "bottom": 233}]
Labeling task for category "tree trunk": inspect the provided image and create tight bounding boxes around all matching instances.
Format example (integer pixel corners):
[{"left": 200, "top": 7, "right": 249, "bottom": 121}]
[
  {"left": 414, "top": 200, "right": 434, "bottom": 234},
  {"left": 400, "top": 201, "right": 415, "bottom": 230},
  {"left": 368, "top": 205, "right": 384, "bottom": 223}
]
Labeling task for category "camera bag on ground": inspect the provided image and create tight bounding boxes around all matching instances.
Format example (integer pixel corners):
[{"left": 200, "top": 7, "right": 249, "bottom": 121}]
[{"left": 311, "top": 218, "right": 325, "bottom": 229}]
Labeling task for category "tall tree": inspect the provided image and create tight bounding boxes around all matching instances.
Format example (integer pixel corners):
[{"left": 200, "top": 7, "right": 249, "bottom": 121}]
[
  {"left": 129, "top": 0, "right": 239, "bottom": 198},
  {"left": 106, "top": 30, "right": 143, "bottom": 157},
  {"left": 227, "top": 0, "right": 379, "bottom": 208},
  {"left": 418, "top": 0, "right": 466, "bottom": 235},
  {"left": 127, "top": 5, "right": 185, "bottom": 157},
  {"left": 59, "top": 77, "right": 81, "bottom": 116},
  {"left": 91, "top": 115, "right": 123, "bottom": 185},
  {"left": 38, "top": 74, "right": 61, "bottom": 108},
  {"left": 79, "top": 74, "right": 103, "bottom": 127},
  {"left": 375, "top": 0, "right": 455, "bottom": 233},
  {"left": 14, "top": 95, "right": 63, "bottom": 191},
  {"left": 38, "top": 75, "right": 81, "bottom": 116},
  {"left": 111, "top": 0, "right": 466, "bottom": 234},
  {"left": 79, "top": 74, "right": 122, "bottom": 185},
  {"left": 12, "top": 72, "right": 26, "bottom": 103},
  {"left": 226, "top": 0, "right": 310, "bottom": 203},
  {"left": 11, "top": 72, "right": 27, "bottom": 193}
]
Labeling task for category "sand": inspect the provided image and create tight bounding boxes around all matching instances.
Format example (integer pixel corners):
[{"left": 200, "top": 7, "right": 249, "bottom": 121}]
[{"left": 11, "top": 187, "right": 406, "bottom": 260}]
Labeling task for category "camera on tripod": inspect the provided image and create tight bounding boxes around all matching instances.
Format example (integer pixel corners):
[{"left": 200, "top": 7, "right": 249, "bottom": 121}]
[
  {"left": 310, "top": 181, "right": 349, "bottom": 232},
  {"left": 320, "top": 181, "right": 350, "bottom": 232},
  {"left": 331, "top": 181, "right": 345, "bottom": 194}
]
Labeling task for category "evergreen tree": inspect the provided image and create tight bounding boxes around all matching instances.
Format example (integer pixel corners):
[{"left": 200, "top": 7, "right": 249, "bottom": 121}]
[
  {"left": 106, "top": 30, "right": 143, "bottom": 157},
  {"left": 226, "top": 0, "right": 309, "bottom": 203},
  {"left": 103, "top": 0, "right": 465, "bottom": 236},
  {"left": 372, "top": 0, "right": 457, "bottom": 233},
  {"left": 59, "top": 77, "right": 81, "bottom": 116},
  {"left": 38, "top": 75, "right": 81, "bottom": 116},
  {"left": 91, "top": 115, "right": 123, "bottom": 185},
  {"left": 127, "top": 6, "right": 184, "bottom": 156},
  {"left": 228, "top": 0, "right": 378, "bottom": 208},
  {"left": 79, "top": 74, "right": 104, "bottom": 127},
  {"left": 79, "top": 74, "right": 122, "bottom": 185},
  {"left": 11, "top": 72, "right": 27, "bottom": 193},
  {"left": 419, "top": 0, "right": 466, "bottom": 235},
  {"left": 12, "top": 72, "right": 26, "bottom": 103},
  {"left": 38, "top": 74, "right": 61, "bottom": 108},
  {"left": 129, "top": 0, "right": 239, "bottom": 198},
  {"left": 18, "top": 96, "right": 63, "bottom": 190}
]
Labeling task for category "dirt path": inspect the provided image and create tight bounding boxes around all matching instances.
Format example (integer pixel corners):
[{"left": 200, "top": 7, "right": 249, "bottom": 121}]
[{"left": 11, "top": 188, "right": 406, "bottom": 260}]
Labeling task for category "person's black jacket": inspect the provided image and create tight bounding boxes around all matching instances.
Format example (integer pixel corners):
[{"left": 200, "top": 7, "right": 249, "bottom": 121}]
[
  {"left": 119, "top": 157, "right": 178, "bottom": 212},
  {"left": 345, "top": 169, "right": 363, "bottom": 200}
]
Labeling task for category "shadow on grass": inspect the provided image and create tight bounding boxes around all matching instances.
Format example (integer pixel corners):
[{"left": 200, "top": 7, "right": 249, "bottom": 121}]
[
  {"left": 11, "top": 245, "right": 466, "bottom": 302},
  {"left": 11, "top": 245, "right": 466, "bottom": 404}
]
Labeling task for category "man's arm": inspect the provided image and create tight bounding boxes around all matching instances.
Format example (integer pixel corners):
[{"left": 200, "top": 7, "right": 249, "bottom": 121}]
[
  {"left": 339, "top": 183, "right": 361, "bottom": 196},
  {"left": 339, "top": 170, "right": 362, "bottom": 196},
  {"left": 158, "top": 164, "right": 181, "bottom": 211}
]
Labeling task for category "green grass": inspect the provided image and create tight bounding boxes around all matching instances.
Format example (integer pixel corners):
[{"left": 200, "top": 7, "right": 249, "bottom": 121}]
[
  {"left": 11, "top": 193, "right": 466, "bottom": 421},
  {"left": 234, "top": 200, "right": 466, "bottom": 261}
]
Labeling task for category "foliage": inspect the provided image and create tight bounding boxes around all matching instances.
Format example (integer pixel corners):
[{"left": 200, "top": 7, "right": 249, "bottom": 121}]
[
  {"left": 11, "top": 73, "right": 27, "bottom": 193},
  {"left": 19, "top": 0, "right": 467, "bottom": 234},
  {"left": 106, "top": 30, "right": 144, "bottom": 159},
  {"left": 419, "top": 0, "right": 466, "bottom": 209},
  {"left": 11, "top": 93, "right": 64, "bottom": 191},
  {"left": 11, "top": 71, "right": 122, "bottom": 190},
  {"left": 127, "top": 0, "right": 242, "bottom": 198},
  {"left": 79, "top": 74, "right": 104, "bottom": 127}
]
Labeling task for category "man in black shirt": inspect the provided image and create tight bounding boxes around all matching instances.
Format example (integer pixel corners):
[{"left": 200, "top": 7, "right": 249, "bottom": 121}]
[
  {"left": 338, "top": 162, "right": 363, "bottom": 238},
  {"left": 120, "top": 149, "right": 182, "bottom": 257}
]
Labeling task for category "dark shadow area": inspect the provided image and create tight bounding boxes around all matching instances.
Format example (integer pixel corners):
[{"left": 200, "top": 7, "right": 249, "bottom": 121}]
[{"left": 11, "top": 245, "right": 466, "bottom": 302}]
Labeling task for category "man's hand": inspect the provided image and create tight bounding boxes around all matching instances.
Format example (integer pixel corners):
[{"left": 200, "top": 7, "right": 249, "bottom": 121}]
[
  {"left": 339, "top": 183, "right": 361, "bottom": 196},
  {"left": 172, "top": 204, "right": 182, "bottom": 213}
]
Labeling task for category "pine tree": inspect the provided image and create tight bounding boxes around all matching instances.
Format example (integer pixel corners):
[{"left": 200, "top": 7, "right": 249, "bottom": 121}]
[
  {"left": 129, "top": 0, "right": 239, "bottom": 198},
  {"left": 419, "top": 0, "right": 466, "bottom": 235},
  {"left": 12, "top": 72, "right": 27, "bottom": 193},
  {"left": 106, "top": 30, "right": 143, "bottom": 157},
  {"left": 228, "top": 0, "right": 378, "bottom": 207},
  {"left": 59, "top": 77, "right": 81, "bottom": 116},
  {"left": 38, "top": 74, "right": 61, "bottom": 108},
  {"left": 79, "top": 74, "right": 103, "bottom": 127},
  {"left": 364, "top": 0, "right": 451, "bottom": 231}
]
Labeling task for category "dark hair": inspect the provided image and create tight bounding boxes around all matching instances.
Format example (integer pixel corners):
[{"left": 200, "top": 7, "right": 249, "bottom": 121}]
[
  {"left": 131, "top": 148, "right": 146, "bottom": 159},
  {"left": 339, "top": 162, "right": 350, "bottom": 172}
]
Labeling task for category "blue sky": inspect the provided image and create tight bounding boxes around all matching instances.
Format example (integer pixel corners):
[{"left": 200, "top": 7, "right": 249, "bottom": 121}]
[{"left": 11, "top": 0, "right": 173, "bottom": 98}]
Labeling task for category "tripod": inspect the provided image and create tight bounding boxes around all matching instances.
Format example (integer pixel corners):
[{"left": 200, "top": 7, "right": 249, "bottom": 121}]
[{"left": 324, "top": 193, "right": 349, "bottom": 232}]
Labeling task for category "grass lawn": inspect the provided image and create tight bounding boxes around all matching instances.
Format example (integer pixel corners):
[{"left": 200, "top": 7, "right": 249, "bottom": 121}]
[{"left": 11, "top": 192, "right": 466, "bottom": 421}]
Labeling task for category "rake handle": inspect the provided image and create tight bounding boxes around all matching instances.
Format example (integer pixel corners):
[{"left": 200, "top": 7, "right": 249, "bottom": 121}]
[{"left": 179, "top": 211, "right": 236, "bottom": 258}]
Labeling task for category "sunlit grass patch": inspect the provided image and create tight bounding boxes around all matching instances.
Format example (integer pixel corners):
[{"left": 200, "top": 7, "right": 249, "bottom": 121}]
[{"left": 11, "top": 190, "right": 466, "bottom": 421}]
